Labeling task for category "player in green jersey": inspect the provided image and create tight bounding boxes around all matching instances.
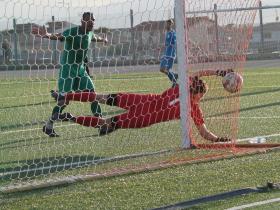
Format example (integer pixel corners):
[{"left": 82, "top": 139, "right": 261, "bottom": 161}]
[{"left": 32, "top": 12, "right": 107, "bottom": 137}]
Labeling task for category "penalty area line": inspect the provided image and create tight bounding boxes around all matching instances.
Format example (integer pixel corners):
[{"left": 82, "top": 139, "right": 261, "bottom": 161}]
[
  {"left": 226, "top": 197, "right": 280, "bottom": 210},
  {"left": 151, "top": 188, "right": 260, "bottom": 210}
]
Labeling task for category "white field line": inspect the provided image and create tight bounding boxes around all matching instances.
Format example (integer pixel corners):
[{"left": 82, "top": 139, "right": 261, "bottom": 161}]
[
  {"left": 211, "top": 85, "right": 280, "bottom": 90},
  {"left": 2, "top": 116, "right": 280, "bottom": 135},
  {"left": 1, "top": 124, "right": 78, "bottom": 135},
  {"left": 1, "top": 80, "right": 280, "bottom": 100},
  {"left": 1, "top": 72, "right": 280, "bottom": 86},
  {"left": 1, "top": 84, "right": 280, "bottom": 100},
  {"left": 237, "top": 133, "right": 280, "bottom": 143},
  {"left": 208, "top": 116, "right": 280, "bottom": 119},
  {"left": 0, "top": 76, "right": 167, "bottom": 86},
  {"left": 0, "top": 89, "right": 150, "bottom": 100},
  {"left": 226, "top": 197, "right": 280, "bottom": 210},
  {"left": 243, "top": 85, "right": 280, "bottom": 88},
  {"left": 244, "top": 72, "right": 280, "bottom": 76}
]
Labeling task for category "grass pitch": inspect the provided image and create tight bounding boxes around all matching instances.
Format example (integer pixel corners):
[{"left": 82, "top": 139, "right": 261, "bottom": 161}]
[{"left": 0, "top": 66, "right": 280, "bottom": 209}]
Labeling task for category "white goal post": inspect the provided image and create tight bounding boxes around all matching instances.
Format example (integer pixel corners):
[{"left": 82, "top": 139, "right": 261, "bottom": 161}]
[{"left": 175, "top": 0, "right": 191, "bottom": 148}]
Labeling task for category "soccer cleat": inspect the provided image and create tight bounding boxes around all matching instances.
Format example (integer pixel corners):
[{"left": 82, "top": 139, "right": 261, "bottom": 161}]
[
  {"left": 174, "top": 73, "right": 178, "bottom": 81},
  {"left": 171, "top": 82, "right": 177, "bottom": 88},
  {"left": 58, "top": 112, "right": 76, "bottom": 122},
  {"left": 99, "top": 124, "right": 116, "bottom": 136},
  {"left": 43, "top": 125, "right": 60, "bottom": 137},
  {"left": 50, "top": 90, "right": 65, "bottom": 101},
  {"left": 50, "top": 89, "right": 58, "bottom": 100},
  {"left": 171, "top": 73, "right": 178, "bottom": 88},
  {"left": 93, "top": 113, "right": 103, "bottom": 118}
]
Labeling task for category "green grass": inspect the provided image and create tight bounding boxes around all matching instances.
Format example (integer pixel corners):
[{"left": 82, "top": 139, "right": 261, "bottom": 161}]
[{"left": 0, "top": 67, "right": 280, "bottom": 209}]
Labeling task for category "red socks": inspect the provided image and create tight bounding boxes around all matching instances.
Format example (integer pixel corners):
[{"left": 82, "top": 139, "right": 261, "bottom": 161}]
[
  {"left": 65, "top": 92, "right": 96, "bottom": 102},
  {"left": 75, "top": 116, "right": 100, "bottom": 127}
]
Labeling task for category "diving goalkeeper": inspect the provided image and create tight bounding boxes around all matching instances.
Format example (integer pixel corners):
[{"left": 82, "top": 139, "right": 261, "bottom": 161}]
[{"left": 56, "top": 69, "right": 232, "bottom": 142}]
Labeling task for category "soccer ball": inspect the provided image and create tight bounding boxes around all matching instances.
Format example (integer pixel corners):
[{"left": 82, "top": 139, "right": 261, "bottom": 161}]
[{"left": 222, "top": 72, "right": 243, "bottom": 93}]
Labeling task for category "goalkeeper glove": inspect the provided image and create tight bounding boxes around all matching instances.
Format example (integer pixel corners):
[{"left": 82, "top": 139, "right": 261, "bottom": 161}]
[
  {"left": 216, "top": 69, "right": 234, "bottom": 77},
  {"left": 215, "top": 137, "right": 232, "bottom": 142}
]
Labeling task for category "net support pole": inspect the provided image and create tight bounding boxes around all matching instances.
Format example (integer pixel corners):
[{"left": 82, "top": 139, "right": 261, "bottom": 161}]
[
  {"left": 51, "top": 16, "right": 57, "bottom": 64},
  {"left": 130, "top": 9, "right": 136, "bottom": 64},
  {"left": 174, "top": 0, "right": 191, "bottom": 148},
  {"left": 259, "top": 1, "right": 264, "bottom": 54},
  {"left": 214, "top": 3, "right": 220, "bottom": 56},
  {"left": 13, "top": 18, "right": 19, "bottom": 65}
]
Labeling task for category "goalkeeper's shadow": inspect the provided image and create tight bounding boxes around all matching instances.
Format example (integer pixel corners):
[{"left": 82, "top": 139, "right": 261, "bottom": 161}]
[
  {"left": 0, "top": 133, "right": 99, "bottom": 151},
  {"left": 204, "top": 87, "right": 280, "bottom": 102},
  {"left": 209, "top": 101, "right": 280, "bottom": 118},
  {"left": 0, "top": 152, "right": 104, "bottom": 180}
]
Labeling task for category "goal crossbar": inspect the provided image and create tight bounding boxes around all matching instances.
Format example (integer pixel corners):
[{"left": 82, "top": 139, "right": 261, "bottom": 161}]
[{"left": 186, "top": 5, "right": 280, "bottom": 15}]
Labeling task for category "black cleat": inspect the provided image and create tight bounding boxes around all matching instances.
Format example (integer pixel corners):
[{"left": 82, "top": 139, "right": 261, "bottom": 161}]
[
  {"left": 174, "top": 73, "right": 178, "bottom": 81},
  {"left": 50, "top": 90, "right": 65, "bottom": 101},
  {"left": 50, "top": 90, "right": 58, "bottom": 100},
  {"left": 171, "top": 74, "right": 178, "bottom": 88},
  {"left": 93, "top": 113, "right": 103, "bottom": 118},
  {"left": 171, "top": 82, "right": 178, "bottom": 88},
  {"left": 58, "top": 112, "right": 76, "bottom": 122},
  {"left": 43, "top": 125, "right": 60, "bottom": 137},
  {"left": 99, "top": 124, "right": 116, "bottom": 136}
]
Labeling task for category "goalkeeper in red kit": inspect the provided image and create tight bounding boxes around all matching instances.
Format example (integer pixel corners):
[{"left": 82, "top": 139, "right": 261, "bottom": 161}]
[{"left": 55, "top": 69, "right": 232, "bottom": 142}]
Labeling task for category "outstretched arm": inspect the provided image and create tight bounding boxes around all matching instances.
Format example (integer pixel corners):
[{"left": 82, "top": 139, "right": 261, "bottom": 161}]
[
  {"left": 196, "top": 123, "right": 218, "bottom": 142},
  {"left": 196, "top": 123, "right": 231, "bottom": 142},
  {"left": 32, "top": 26, "right": 64, "bottom": 41}
]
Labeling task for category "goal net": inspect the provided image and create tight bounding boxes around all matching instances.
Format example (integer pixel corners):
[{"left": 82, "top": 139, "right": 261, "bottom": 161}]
[
  {"left": 0, "top": 0, "right": 260, "bottom": 193},
  {"left": 185, "top": 0, "right": 260, "bottom": 148}
]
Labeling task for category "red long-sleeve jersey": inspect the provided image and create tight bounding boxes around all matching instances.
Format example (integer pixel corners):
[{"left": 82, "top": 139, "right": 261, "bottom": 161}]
[
  {"left": 68, "top": 85, "right": 204, "bottom": 129},
  {"left": 113, "top": 85, "right": 204, "bottom": 128}
]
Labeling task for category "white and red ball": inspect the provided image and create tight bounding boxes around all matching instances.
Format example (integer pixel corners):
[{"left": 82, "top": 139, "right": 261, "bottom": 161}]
[{"left": 222, "top": 72, "right": 243, "bottom": 93}]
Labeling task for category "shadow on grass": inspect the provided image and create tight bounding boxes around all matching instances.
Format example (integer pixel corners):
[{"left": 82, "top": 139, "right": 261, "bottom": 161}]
[
  {"left": 0, "top": 110, "right": 124, "bottom": 131},
  {"left": 204, "top": 87, "right": 280, "bottom": 102},
  {"left": 209, "top": 101, "right": 280, "bottom": 118},
  {"left": 2, "top": 87, "right": 279, "bottom": 130},
  {"left": 0, "top": 133, "right": 99, "bottom": 151},
  {"left": 0, "top": 101, "right": 50, "bottom": 110},
  {"left": 0, "top": 146, "right": 168, "bottom": 181},
  {"left": 3, "top": 87, "right": 279, "bottom": 111},
  {"left": 0, "top": 154, "right": 104, "bottom": 180},
  {"left": 0, "top": 121, "right": 45, "bottom": 131}
]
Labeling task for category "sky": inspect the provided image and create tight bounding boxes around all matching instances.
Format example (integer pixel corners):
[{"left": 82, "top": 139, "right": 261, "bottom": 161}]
[{"left": 0, "top": 0, "right": 279, "bottom": 30}]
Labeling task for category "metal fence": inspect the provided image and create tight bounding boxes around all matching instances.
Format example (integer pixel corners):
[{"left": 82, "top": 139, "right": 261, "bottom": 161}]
[
  {"left": 0, "top": 1, "right": 279, "bottom": 67},
  {"left": 248, "top": 2, "right": 280, "bottom": 59}
]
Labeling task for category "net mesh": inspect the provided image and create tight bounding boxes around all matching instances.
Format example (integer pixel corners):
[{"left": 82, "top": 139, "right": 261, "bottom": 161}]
[
  {"left": 185, "top": 0, "right": 259, "bottom": 147},
  {"left": 0, "top": 0, "right": 265, "bottom": 192}
]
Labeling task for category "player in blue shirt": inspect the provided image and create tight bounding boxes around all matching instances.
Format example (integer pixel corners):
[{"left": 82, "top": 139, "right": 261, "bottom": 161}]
[{"left": 160, "top": 19, "right": 177, "bottom": 87}]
